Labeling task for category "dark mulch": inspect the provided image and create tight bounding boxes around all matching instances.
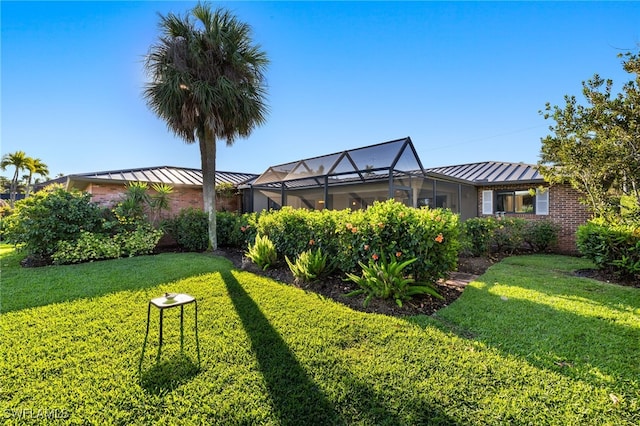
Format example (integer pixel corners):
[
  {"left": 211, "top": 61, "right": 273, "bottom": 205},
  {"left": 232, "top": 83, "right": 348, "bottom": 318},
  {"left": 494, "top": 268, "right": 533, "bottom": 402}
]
[
  {"left": 214, "top": 247, "right": 638, "bottom": 317},
  {"left": 573, "top": 268, "right": 639, "bottom": 288},
  {"left": 215, "top": 247, "right": 481, "bottom": 317}
]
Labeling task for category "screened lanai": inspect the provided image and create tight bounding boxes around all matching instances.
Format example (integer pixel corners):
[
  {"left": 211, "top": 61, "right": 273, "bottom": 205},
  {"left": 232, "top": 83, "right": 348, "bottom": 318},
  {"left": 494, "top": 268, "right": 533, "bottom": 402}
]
[{"left": 243, "top": 137, "right": 477, "bottom": 219}]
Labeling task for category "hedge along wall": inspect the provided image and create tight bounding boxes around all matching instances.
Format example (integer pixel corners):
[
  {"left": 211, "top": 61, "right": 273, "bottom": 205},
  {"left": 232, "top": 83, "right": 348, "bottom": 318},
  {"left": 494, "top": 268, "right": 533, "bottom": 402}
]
[
  {"left": 477, "top": 183, "right": 591, "bottom": 253},
  {"left": 253, "top": 200, "right": 460, "bottom": 284}
]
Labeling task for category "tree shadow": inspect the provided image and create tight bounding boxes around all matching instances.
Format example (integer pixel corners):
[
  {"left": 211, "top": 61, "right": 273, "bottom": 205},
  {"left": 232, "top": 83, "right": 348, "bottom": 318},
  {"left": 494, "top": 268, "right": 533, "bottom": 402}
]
[
  {"left": 221, "top": 270, "right": 344, "bottom": 425},
  {"left": 222, "top": 270, "right": 457, "bottom": 424},
  {"left": 140, "top": 353, "right": 200, "bottom": 395}
]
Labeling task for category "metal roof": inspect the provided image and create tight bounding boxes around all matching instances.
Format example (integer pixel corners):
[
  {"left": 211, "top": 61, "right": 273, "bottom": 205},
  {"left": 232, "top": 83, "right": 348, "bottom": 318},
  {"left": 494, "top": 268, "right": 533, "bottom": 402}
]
[
  {"left": 426, "top": 161, "right": 544, "bottom": 185},
  {"left": 67, "top": 166, "right": 258, "bottom": 187}
]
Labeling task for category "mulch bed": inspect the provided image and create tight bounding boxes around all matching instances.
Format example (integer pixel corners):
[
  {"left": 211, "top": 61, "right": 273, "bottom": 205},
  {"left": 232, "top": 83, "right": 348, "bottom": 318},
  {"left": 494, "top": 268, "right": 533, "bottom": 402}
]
[
  {"left": 215, "top": 247, "right": 480, "bottom": 317},
  {"left": 214, "top": 247, "right": 638, "bottom": 317}
]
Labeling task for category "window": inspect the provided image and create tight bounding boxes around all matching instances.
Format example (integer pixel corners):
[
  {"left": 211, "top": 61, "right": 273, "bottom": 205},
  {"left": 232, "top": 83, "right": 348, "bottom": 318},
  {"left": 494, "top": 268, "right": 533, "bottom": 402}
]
[
  {"left": 496, "top": 190, "right": 534, "bottom": 213},
  {"left": 482, "top": 190, "right": 493, "bottom": 215},
  {"left": 482, "top": 188, "right": 549, "bottom": 215}
]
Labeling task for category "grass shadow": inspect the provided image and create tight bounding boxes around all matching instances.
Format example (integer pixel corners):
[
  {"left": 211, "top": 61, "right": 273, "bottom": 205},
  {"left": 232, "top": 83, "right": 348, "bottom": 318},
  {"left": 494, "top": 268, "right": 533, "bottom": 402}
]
[
  {"left": 1, "top": 252, "right": 230, "bottom": 313},
  {"left": 419, "top": 281, "right": 639, "bottom": 397},
  {"left": 221, "top": 270, "right": 345, "bottom": 425},
  {"left": 140, "top": 353, "right": 200, "bottom": 395}
]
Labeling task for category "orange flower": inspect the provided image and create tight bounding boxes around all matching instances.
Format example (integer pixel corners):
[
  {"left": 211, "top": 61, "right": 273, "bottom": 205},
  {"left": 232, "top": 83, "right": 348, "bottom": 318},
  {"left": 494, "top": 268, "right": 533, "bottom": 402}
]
[
  {"left": 240, "top": 226, "right": 247, "bottom": 232},
  {"left": 346, "top": 223, "right": 353, "bottom": 230},
  {"left": 309, "top": 239, "right": 315, "bottom": 245},
  {"left": 435, "top": 233, "right": 444, "bottom": 243},
  {"left": 351, "top": 227, "right": 358, "bottom": 233},
  {"left": 396, "top": 251, "right": 402, "bottom": 257},
  {"left": 372, "top": 253, "right": 379, "bottom": 260},
  {"left": 378, "top": 222, "right": 384, "bottom": 228},
  {"left": 364, "top": 244, "right": 370, "bottom": 250}
]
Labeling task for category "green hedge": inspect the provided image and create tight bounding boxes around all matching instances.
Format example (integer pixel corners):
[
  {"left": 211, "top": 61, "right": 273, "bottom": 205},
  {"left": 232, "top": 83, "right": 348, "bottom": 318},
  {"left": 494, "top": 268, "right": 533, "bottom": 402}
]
[
  {"left": 52, "top": 227, "right": 163, "bottom": 265},
  {"left": 254, "top": 200, "right": 459, "bottom": 283},
  {"left": 461, "top": 217, "right": 559, "bottom": 256},
  {"left": 577, "top": 218, "right": 640, "bottom": 277}
]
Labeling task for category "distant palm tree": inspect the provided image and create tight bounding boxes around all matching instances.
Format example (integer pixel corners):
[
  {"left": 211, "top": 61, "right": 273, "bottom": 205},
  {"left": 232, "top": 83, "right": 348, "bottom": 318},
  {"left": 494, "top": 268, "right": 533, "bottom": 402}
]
[
  {"left": 143, "top": 2, "right": 269, "bottom": 250},
  {"left": 24, "top": 157, "right": 49, "bottom": 197},
  {"left": 0, "top": 150, "right": 29, "bottom": 206}
]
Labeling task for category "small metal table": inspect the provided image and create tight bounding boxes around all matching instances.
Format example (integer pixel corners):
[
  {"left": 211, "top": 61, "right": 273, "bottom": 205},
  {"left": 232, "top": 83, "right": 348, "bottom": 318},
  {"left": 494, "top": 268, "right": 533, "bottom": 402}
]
[{"left": 139, "top": 293, "right": 200, "bottom": 371}]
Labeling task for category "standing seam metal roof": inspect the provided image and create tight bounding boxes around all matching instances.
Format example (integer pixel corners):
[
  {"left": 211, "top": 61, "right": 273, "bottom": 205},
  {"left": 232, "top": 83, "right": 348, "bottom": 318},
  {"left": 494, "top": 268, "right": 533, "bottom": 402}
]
[
  {"left": 71, "top": 166, "right": 258, "bottom": 186},
  {"left": 426, "top": 161, "right": 544, "bottom": 184}
]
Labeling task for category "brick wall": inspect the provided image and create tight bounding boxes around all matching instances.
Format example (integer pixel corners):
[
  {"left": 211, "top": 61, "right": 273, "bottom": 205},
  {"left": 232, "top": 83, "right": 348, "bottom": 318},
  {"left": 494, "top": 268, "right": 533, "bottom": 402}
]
[
  {"left": 477, "top": 183, "right": 592, "bottom": 253},
  {"left": 86, "top": 183, "right": 240, "bottom": 216}
]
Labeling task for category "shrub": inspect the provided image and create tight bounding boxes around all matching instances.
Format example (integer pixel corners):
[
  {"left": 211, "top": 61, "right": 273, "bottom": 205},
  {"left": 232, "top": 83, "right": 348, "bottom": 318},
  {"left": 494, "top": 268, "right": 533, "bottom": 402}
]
[
  {"left": 216, "top": 211, "right": 244, "bottom": 248},
  {"left": 285, "top": 248, "right": 334, "bottom": 284},
  {"left": 256, "top": 207, "right": 341, "bottom": 261},
  {"left": 116, "top": 226, "right": 163, "bottom": 257},
  {"left": 165, "top": 208, "right": 209, "bottom": 252},
  {"left": 577, "top": 218, "right": 640, "bottom": 277},
  {"left": 460, "top": 217, "right": 498, "bottom": 256},
  {"left": 345, "top": 256, "right": 443, "bottom": 307},
  {"left": 492, "top": 217, "right": 526, "bottom": 254},
  {"left": 246, "top": 234, "right": 277, "bottom": 270},
  {"left": 53, "top": 231, "right": 121, "bottom": 264},
  {"left": 523, "top": 220, "right": 560, "bottom": 252},
  {"left": 461, "top": 216, "right": 553, "bottom": 255},
  {"left": 3, "top": 186, "right": 104, "bottom": 256},
  {"left": 250, "top": 200, "right": 459, "bottom": 283},
  {"left": 52, "top": 226, "right": 162, "bottom": 265}
]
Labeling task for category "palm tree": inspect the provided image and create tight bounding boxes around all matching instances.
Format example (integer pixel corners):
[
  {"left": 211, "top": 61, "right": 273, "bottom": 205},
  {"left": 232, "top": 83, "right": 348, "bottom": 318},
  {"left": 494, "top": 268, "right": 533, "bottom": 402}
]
[
  {"left": 0, "top": 150, "right": 29, "bottom": 206},
  {"left": 143, "top": 3, "right": 269, "bottom": 250},
  {"left": 24, "top": 157, "right": 49, "bottom": 197}
]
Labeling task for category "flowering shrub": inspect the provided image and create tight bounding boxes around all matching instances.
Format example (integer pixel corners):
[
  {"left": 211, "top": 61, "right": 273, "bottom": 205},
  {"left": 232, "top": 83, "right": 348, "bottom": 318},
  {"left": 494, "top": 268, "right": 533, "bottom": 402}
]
[
  {"left": 251, "top": 200, "right": 460, "bottom": 284},
  {"left": 256, "top": 207, "right": 343, "bottom": 260}
]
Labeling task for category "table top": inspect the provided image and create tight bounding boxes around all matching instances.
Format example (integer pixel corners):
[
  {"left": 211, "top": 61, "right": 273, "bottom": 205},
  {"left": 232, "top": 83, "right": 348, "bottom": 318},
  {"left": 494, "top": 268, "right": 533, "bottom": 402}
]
[{"left": 150, "top": 293, "right": 196, "bottom": 309}]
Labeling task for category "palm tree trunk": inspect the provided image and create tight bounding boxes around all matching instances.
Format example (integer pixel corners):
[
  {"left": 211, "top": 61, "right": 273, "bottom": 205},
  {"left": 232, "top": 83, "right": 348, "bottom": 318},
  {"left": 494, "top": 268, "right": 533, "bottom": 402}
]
[
  {"left": 199, "top": 127, "right": 217, "bottom": 251},
  {"left": 25, "top": 172, "right": 34, "bottom": 197},
  {"left": 10, "top": 168, "right": 19, "bottom": 207}
]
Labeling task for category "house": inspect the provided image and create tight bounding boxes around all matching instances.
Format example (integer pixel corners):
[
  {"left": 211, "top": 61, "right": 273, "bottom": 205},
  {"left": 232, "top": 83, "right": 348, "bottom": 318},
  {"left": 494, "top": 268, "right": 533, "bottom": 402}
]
[
  {"left": 58, "top": 166, "right": 258, "bottom": 215},
  {"left": 243, "top": 137, "right": 590, "bottom": 253},
  {"left": 43, "top": 137, "right": 590, "bottom": 252}
]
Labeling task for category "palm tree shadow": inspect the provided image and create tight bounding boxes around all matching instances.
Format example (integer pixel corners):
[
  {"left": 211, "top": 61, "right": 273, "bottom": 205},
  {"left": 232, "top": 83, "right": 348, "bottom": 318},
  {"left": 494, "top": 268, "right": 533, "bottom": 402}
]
[
  {"left": 221, "top": 270, "right": 344, "bottom": 425},
  {"left": 140, "top": 353, "right": 200, "bottom": 395}
]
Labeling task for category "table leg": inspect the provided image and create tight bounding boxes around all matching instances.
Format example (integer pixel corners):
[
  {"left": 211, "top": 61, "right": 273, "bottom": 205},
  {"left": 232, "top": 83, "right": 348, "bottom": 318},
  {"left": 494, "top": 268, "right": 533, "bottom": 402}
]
[
  {"left": 157, "top": 308, "right": 164, "bottom": 361},
  {"left": 180, "top": 305, "right": 184, "bottom": 352},
  {"left": 195, "top": 300, "right": 200, "bottom": 367}
]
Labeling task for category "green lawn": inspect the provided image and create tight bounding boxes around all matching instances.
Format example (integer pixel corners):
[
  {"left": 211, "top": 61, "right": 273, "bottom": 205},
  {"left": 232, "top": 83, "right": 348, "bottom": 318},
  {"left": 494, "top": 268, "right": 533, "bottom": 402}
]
[{"left": 1, "top": 245, "right": 638, "bottom": 425}]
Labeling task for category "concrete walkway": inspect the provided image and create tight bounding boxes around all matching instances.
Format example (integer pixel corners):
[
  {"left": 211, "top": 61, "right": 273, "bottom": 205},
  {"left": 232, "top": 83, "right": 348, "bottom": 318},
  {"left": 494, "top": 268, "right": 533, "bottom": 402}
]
[{"left": 440, "top": 272, "right": 479, "bottom": 288}]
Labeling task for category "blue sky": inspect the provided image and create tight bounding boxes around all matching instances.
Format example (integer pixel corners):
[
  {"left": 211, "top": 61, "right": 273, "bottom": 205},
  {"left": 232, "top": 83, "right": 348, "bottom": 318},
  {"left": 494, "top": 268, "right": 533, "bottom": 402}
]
[{"left": 2, "top": 1, "right": 639, "bottom": 178}]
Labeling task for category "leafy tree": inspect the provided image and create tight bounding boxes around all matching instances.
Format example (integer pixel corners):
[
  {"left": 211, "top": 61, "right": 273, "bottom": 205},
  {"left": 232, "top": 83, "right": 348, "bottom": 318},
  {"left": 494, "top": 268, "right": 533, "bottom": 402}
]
[
  {"left": 24, "top": 157, "right": 49, "bottom": 197},
  {"left": 0, "top": 151, "right": 29, "bottom": 206},
  {"left": 539, "top": 50, "right": 640, "bottom": 218},
  {"left": 143, "top": 3, "right": 269, "bottom": 250}
]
